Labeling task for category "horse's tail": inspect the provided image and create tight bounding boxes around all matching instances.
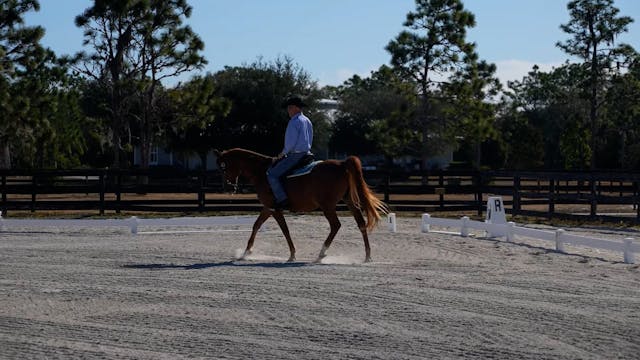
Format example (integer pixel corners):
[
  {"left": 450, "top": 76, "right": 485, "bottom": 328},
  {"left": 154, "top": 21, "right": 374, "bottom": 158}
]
[{"left": 344, "top": 156, "right": 388, "bottom": 231}]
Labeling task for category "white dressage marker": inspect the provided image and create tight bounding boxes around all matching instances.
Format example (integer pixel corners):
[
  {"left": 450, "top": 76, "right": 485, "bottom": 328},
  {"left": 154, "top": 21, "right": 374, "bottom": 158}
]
[
  {"left": 485, "top": 196, "right": 507, "bottom": 237},
  {"left": 387, "top": 213, "right": 397, "bottom": 233}
]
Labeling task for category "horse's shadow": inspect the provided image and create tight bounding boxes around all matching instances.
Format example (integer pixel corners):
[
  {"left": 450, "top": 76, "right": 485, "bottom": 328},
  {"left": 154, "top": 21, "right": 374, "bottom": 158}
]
[{"left": 122, "top": 260, "right": 310, "bottom": 270}]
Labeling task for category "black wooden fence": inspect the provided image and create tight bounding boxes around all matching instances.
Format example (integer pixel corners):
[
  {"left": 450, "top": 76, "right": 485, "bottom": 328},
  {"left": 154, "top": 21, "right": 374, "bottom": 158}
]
[
  {"left": 373, "top": 170, "right": 640, "bottom": 223},
  {"left": 1, "top": 168, "right": 639, "bottom": 223}
]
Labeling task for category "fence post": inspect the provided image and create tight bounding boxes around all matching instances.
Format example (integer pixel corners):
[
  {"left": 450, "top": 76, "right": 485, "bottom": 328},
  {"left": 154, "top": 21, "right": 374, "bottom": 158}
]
[
  {"left": 619, "top": 181, "right": 623, "bottom": 197},
  {"left": 624, "top": 238, "right": 636, "bottom": 264},
  {"left": 635, "top": 181, "right": 639, "bottom": 222},
  {"left": 1, "top": 174, "right": 6, "bottom": 216},
  {"left": 198, "top": 171, "right": 206, "bottom": 212},
  {"left": 590, "top": 175, "right": 597, "bottom": 217},
  {"left": 438, "top": 172, "right": 444, "bottom": 210},
  {"left": 115, "top": 171, "right": 122, "bottom": 214},
  {"left": 476, "top": 172, "right": 483, "bottom": 217},
  {"left": 506, "top": 221, "right": 515, "bottom": 242},
  {"left": 577, "top": 179, "right": 582, "bottom": 197},
  {"left": 513, "top": 175, "right": 520, "bottom": 216},
  {"left": 129, "top": 216, "right": 139, "bottom": 235},
  {"left": 421, "top": 213, "right": 431, "bottom": 233},
  {"left": 384, "top": 170, "right": 390, "bottom": 205},
  {"left": 31, "top": 174, "right": 37, "bottom": 213},
  {"left": 555, "top": 229, "right": 565, "bottom": 252},
  {"left": 99, "top": 172, "right": 105, "bottom": 215},
  {"left": 461, "top": 216, "right": 469, "bottom": 237},
  {"left": 548, "top": 176, "right": 555, "bottom": 219}
]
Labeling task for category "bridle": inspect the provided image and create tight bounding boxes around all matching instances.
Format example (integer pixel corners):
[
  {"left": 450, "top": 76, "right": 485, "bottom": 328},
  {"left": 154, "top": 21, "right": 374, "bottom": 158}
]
[{"left": 219, "top": 161, "right": 239, "bottom": 195}]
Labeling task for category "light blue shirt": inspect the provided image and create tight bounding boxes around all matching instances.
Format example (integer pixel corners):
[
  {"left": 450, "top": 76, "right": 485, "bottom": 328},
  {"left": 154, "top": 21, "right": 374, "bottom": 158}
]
[{"left": 282, "top": 112, "right": 313, "bottom": 154}]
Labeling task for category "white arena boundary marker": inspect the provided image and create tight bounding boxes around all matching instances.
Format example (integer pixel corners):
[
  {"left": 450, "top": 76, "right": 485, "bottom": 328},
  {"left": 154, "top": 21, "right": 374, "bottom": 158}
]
[
  {"left": 0, "top": 211, "right": 257, "bottom": 235},
  {"left": 387, "top": 213, "right": 397, "bottom": 233},
  {"left": 421, "top": 213, "right": 639, "bottom": 264}
]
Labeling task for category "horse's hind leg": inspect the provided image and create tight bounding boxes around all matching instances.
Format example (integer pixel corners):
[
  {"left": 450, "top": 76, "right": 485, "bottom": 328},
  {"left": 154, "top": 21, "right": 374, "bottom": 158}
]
[
  {"left": 316, "top": 209, "right": 341, "bottom": 262},
  {"left": 272, "top": 211, "right": 296, "bottom": 262},
  {"left": 241, "top": 208, "right": 271, "bottom": 260},
  {"left": 346, "top": 202, "right": 371, "bottom": 262}
]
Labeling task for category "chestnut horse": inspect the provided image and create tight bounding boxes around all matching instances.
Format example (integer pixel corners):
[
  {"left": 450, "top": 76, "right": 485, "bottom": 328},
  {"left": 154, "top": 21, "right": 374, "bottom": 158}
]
[{"left": 214, "top": 148, "right": 387, "bottom": 262}]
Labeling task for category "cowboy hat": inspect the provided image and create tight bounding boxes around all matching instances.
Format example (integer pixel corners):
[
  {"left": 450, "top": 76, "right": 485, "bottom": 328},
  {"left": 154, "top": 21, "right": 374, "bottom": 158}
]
[{"left": 281, "top": 94, "right": 307, "bottom": 108}]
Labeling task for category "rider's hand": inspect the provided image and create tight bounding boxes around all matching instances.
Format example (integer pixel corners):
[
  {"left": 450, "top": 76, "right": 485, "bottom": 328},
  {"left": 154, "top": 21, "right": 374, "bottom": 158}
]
[{"left": 272, "top": 153, "right": 284, "bottom": 164}]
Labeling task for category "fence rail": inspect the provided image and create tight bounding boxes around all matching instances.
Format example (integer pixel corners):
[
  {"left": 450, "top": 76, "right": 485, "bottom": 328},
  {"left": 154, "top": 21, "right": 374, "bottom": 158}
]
[{"left": 1, "top": 168, "right": 639, "bottom": 223}]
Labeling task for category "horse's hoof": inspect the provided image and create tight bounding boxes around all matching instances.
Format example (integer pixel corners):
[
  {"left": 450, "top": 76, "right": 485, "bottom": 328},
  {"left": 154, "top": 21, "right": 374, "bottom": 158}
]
[
  {"left": 364, "top": 256, "right": 372, "bottom": 263},
  {"left": 239, "top": 250, "right": 252, "bottom": 260},
  {"left": 287, "top": 256, "right": 296, "bottom": 263}
]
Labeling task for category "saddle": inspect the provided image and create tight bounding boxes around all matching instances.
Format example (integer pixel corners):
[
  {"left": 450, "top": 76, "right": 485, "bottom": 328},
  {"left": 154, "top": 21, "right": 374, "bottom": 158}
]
[
  {"left": 286, "top": 160, "right": 322, "bottom": 179},
  {"left": 280, "top": 153, "right": 318, "bottom": 179}
]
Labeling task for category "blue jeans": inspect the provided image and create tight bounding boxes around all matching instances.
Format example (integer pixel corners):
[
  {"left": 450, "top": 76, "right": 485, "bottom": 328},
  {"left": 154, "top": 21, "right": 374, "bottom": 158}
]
[{"left": 267, "top": 152, "right": 307, "bottom": 203}]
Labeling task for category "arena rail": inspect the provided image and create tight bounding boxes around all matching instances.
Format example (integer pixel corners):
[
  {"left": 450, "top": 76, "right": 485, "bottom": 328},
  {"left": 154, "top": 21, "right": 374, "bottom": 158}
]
[
  {"left": 416, "top": 213, "right": 639, "bottom": 264},
  {"left": 0, "top": 212, "right": 256, "bottom": 234}
]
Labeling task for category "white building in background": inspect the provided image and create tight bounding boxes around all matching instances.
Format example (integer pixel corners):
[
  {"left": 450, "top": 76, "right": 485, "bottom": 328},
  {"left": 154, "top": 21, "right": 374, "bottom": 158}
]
[{"left": 317, "top": 98, "right": 339, "bottom": 122}]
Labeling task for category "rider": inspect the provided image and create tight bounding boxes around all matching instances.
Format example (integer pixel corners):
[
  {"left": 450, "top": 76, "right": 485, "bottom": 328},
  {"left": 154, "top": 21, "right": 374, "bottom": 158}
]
[{"left": 267, "top": 95, "right": 314, "bottom": 211}]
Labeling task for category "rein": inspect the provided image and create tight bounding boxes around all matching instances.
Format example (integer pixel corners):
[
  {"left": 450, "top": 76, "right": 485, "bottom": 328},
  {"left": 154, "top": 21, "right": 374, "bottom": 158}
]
[
  {"left": 219, "top": 149, "right": 272, "bottom": 195},
  {"left": 219, "top": 160, "right": 240, "bottom": 195}
]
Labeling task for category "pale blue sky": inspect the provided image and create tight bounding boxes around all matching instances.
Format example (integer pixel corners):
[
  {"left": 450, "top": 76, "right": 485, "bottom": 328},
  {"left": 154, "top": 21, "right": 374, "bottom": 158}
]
[{"left": 25, "top": 0, "right": 640, "bottom": 86}]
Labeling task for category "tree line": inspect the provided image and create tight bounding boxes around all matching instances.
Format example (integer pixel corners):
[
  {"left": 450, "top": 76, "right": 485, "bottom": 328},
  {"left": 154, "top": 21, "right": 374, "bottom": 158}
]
[{"left": 1, "top": 0, "right": 638, "bottom": 171}]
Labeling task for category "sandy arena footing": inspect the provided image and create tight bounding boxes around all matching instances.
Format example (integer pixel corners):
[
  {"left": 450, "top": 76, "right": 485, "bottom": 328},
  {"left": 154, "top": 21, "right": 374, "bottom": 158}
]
[{"left": 1, "top": 215, "right": 639, "bottom": 359}]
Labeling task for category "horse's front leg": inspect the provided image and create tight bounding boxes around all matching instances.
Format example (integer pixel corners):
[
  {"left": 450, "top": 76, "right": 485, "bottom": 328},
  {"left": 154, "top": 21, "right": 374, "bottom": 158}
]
[
  {"left": 272, "top": 211, "right": 296, "bottom": 262},
  {"left": 240, "top": 208, "right": 272, "bottom": 260}
]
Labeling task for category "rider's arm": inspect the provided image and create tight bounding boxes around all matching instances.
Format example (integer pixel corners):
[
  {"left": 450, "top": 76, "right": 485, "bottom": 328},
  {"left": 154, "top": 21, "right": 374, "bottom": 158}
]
[{"left": 281, "top": 117, "right": 300, "bottom": 155}]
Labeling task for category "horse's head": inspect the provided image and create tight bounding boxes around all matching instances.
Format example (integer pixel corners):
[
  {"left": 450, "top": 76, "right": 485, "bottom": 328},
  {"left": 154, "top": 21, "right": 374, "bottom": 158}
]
[
  {"left": 215, "top": 148, "right": 273, "bottom": 191},
  {"left": 214, "top": 149, "right": 242, "bottom": 185}
]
